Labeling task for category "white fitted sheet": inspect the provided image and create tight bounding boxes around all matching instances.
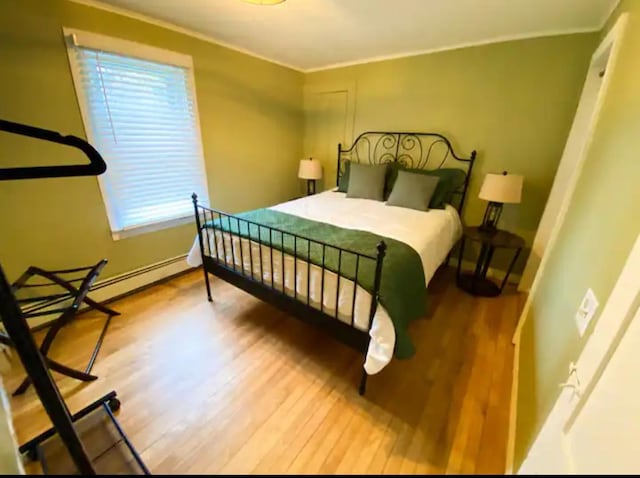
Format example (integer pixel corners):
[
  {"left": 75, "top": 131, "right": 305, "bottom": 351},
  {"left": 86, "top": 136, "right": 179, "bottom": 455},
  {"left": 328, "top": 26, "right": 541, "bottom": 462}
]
[{"left": 187, "top": 190, "right": 462, "bottom": 374}]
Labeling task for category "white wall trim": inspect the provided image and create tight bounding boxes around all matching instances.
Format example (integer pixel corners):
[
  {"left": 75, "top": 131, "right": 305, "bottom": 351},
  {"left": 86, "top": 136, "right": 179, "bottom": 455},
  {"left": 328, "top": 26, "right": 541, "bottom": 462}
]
[
  {"left": 89, "top": 254, "right": 193, "bottom": 304},
  {"left": 69, "top": 0, "right": 603, "bottom": 74},
  {"left": 304, "top": 28, "right": 599, "bottom": 73},
  {"left": 63, "top": 26, "right": 193, "bottom": 66},
  {"left": 68, "top": 0, "right": 303, "bottom": 72},
  {"left": 111, "top": 215, "right": 195, "bottom": 241}
]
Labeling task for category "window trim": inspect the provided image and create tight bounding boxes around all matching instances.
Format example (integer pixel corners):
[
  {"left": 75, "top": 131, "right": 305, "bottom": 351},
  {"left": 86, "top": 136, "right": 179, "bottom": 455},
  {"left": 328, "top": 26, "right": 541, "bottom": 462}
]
[
  {"left": 112, "top": 215, "right": 194, "bottom": 241},
  {"left": 63, "top": 27, "right": 209, "bottom": 240}
]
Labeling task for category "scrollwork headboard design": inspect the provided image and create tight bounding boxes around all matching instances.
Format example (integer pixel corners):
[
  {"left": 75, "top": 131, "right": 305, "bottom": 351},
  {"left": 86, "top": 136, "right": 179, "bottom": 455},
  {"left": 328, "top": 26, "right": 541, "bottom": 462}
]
[{"left": 337, "top": 131, "right": 477, "bottom": 214}]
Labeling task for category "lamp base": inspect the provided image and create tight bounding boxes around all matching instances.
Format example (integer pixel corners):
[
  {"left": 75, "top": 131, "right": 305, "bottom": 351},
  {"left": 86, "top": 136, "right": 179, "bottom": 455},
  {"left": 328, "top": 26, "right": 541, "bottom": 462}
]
[
  {"left": 306, "top": 179, "right": 316, "bottom": 196},
  {"left": 481, "top": 201, "right": 503, "bottom": 233}
]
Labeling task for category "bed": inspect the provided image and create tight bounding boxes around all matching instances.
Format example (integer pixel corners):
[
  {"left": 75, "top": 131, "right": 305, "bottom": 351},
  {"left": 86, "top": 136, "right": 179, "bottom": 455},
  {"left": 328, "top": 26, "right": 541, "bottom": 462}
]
[{"left": 188, "top": 131, "right": 476, "bottom": 394}]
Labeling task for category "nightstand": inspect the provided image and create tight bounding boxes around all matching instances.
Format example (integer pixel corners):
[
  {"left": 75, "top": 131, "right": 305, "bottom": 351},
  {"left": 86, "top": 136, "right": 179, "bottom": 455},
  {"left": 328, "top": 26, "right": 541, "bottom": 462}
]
[{"left": 456, "top": 226, "right": 524, "bottom": 297}]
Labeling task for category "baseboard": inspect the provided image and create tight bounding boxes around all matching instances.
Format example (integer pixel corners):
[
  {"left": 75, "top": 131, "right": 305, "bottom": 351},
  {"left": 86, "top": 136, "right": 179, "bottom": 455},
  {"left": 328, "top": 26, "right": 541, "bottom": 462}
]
[
  {"left": 458, "top": 260, "right": 522, "bottom": 286},
  {"left": 23, "top": 254, "right": 194, "bottom": 331}
]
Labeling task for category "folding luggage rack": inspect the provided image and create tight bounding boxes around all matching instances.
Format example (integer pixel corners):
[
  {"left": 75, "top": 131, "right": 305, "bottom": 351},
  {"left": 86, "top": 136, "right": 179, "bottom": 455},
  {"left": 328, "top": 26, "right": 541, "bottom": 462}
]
[
  {"left": 8, "top": 259, "right": 120, "bottom": 396},
  {"left": 0, "top": 118, "right": 149, "bottom": 474}
]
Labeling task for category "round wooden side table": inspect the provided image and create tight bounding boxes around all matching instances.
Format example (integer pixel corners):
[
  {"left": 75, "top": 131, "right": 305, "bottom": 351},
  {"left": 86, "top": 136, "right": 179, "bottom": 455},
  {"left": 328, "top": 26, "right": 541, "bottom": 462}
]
[{"left": 456, "top": 226, "right": 525, "bottom": 297}]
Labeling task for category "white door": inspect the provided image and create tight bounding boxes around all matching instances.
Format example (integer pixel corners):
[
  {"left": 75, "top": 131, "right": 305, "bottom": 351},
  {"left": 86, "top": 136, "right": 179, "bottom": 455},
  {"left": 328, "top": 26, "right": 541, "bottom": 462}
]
[
  {"left": 566, "top": 303, "right": 640, "bottom": 473},
  {"left": 303, "top": 83, "right": 355, "bottom": 192},
  {"left": 518, "top": 233, "right": 640, "bottom": 474}
]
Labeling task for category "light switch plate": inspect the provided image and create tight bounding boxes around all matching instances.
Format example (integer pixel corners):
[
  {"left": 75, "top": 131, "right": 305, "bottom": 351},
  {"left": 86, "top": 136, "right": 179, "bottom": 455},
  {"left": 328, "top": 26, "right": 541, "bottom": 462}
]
[{"left": 575, "top": 288, "right": 599, "bottom": 336}]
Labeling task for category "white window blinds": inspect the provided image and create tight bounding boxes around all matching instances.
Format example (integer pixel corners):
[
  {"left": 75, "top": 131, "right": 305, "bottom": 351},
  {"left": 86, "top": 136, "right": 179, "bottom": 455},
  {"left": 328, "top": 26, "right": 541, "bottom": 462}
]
[{"left": 66, "top": 31, "right": 209, "bottom": 235}]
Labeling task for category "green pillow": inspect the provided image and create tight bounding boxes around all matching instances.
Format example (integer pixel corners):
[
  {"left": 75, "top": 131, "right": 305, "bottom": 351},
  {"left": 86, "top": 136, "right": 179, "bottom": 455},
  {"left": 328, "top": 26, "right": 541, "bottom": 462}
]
[
  {"left": 346, "top": 163, "right": 388, "bottom": 201},
  {"left": 387, "top": 167, "right": 466, "bottom": 209},
  {"left": 384, "top": 162, "right": 402, "bottom": 200},
  {"left": 427, "top": 168, "right": 467, "bottom": 208},
  {"left": 337, "top": 161, "right": 351, "bottom": 192},
  {"left": 340, "top": 161, "right": 399, "bottom": 197},
  {"left": 386, "top": 170, "right": 440, "bottom": 211}
]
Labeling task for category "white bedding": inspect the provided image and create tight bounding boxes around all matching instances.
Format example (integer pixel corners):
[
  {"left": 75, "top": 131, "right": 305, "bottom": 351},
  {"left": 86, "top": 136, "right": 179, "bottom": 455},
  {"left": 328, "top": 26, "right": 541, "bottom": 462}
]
[{"left": 187, "top": 190, "right": 462, "bottom": 374}]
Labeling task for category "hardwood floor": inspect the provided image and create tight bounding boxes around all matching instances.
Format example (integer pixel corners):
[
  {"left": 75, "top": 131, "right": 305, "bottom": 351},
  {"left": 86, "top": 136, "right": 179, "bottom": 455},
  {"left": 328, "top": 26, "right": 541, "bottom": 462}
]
[{"left": 4, "top": 266, "right": 523, "bottom": 474}]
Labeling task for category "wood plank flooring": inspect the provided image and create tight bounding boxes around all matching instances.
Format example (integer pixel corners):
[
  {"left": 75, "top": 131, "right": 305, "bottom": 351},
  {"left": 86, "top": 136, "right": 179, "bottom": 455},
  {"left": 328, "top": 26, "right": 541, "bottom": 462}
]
[{"left": 3, "top": 266, "right": 522, "bottom": 474}]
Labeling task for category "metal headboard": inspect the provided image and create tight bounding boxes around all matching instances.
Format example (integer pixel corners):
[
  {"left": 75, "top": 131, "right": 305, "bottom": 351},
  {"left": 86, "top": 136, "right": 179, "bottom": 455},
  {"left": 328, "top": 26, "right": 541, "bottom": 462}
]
[{"left": 337, "top": 131, "right": 477, "bottom": 214}]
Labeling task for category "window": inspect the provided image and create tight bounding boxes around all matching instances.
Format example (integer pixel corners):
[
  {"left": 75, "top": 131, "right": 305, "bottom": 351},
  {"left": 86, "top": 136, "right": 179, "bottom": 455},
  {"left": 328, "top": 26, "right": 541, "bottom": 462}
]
[{"left": 64, "top": 28, "right": 209, "bottom": 239}]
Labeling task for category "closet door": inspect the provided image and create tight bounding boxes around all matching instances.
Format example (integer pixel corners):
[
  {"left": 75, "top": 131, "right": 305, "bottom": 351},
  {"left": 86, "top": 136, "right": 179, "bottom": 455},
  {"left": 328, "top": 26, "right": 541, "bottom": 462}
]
[{"left": 304, "top": 83, "right": 355, "bottom": 192}]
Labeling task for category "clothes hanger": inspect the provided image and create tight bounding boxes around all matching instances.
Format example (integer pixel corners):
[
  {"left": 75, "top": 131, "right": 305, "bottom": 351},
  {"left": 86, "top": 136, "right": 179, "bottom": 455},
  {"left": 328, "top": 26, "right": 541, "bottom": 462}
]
[{"left": 0, "top": 119, "right": 106, "bottom": 180}]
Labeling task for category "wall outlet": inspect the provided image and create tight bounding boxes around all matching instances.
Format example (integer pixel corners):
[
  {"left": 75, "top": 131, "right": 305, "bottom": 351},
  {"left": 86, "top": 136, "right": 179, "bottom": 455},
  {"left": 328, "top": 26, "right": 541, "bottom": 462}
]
[{"left": 575, "top": 288, "right": 599, "bottom": 336}]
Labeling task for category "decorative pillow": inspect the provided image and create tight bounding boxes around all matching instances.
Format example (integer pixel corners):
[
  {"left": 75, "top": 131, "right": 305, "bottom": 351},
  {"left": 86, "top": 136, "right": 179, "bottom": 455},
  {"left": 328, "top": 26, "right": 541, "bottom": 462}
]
[
  {"left": 383, "top": 162, "right": 402, "bottom": 200},
  {"left": 387, "top": 167, "right": 466, "bottom": 209},
  {"left": 425, "top": 168, "right": 467, "bottom": 209},
  {"left": 337, "top": 161, "right": 351, "bottom": 192},
  {"left": 386, "top": 170, "right": 440, "bottom": 211},
  {"left": 346, "top": 163, "right": 388, "bottom": 201},
  {"left": 340, "top": 161, "right": 400, "bottom": 197}
]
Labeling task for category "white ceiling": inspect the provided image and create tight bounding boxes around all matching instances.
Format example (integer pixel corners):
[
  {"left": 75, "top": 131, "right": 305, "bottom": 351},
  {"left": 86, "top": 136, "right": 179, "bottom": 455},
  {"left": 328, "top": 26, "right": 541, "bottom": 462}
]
[{"left": 82, "top": 0, "right": 618, "bottom": 71}]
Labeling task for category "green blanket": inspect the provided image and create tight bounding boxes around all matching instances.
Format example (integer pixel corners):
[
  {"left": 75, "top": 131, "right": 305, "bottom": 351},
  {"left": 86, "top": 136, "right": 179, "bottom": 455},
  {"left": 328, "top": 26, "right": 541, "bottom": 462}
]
[{"left": 206, "top": 209, "right": 427, "bottom": 359}]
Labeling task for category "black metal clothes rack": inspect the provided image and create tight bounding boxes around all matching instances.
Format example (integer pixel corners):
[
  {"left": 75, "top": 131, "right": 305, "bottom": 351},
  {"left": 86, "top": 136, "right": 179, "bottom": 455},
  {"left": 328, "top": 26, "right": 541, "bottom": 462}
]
[{"left": 0, "top": 119, "right": 147, "bottom": 474}]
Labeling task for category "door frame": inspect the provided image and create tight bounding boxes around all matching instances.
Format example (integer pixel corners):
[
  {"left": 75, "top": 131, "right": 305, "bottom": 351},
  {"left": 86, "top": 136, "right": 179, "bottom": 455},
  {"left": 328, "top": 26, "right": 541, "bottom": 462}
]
[{"left": 506, "top": 13, "right": 628, "bottom": 473}]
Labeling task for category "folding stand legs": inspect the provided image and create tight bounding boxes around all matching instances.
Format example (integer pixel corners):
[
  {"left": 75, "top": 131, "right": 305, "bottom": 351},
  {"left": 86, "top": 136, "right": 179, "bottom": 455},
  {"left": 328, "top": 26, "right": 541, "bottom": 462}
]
[
  {"left": 11, "top": 260, "right": 120, "bottom": 396},
  {"left": 0, "top": 266, "right": 96, "bottom": 474},
  {"left": 12, "top": 308, "right": 118, "bottom": 396}
]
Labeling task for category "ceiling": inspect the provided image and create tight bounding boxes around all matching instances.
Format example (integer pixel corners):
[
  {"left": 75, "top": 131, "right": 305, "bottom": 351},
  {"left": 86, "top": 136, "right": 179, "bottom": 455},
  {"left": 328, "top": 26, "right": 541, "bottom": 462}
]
[{"left": 83, "top": 0, "right": 618, "bottom": 71}]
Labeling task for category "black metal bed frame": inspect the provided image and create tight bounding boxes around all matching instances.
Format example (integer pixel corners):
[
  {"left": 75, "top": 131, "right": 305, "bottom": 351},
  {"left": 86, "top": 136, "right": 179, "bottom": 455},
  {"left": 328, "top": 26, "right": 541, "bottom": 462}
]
[
  {"left": 337, "top": 131, "right": 477, "bottom": 215},
  {"left": 193, "top": 131, "right": 476, "bottom": 395}
]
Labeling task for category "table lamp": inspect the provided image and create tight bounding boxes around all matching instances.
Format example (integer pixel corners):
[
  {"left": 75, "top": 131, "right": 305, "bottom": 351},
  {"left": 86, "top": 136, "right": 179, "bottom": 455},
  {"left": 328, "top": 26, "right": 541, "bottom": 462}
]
[
  {"left": 298, "top": 157, "right": 322, "bottom": 195},
  {"left": 478, "top": 171, "right": 523, "bottom": 233}
]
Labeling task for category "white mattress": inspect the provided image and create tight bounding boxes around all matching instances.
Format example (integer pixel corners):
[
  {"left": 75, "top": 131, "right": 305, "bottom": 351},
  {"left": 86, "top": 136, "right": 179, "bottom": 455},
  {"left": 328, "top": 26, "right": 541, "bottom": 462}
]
[{"left": 187, "top": 190, "right": 462, "bottom": 374}]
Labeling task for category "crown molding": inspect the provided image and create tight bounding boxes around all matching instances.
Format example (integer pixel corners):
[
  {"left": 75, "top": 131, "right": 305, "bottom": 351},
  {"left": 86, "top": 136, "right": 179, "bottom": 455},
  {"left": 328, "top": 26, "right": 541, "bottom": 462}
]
[
  {"left": 68, "top": 0, "right": 304, "bottom": 72},
  {"left": 305, "top": 27, "right": 599, "bottom": 73},
  {"left": 599, "top": 0, "right": 622, "bottom": 29},
  {"left": 69, "top": 0, "right": 610, "bottom": 74}
]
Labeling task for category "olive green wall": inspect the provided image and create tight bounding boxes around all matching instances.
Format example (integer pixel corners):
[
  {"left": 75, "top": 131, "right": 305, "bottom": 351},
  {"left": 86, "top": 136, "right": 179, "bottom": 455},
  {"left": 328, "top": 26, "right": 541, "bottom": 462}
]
[
  {"left": 514, "top": 1, "right": 640, "bottom": 467},
  {"left": 0, "top": 0, "right": 303, "bottom": 281},
  {"left": 304, "top": 33, "right": 598, "bottom": 272}
]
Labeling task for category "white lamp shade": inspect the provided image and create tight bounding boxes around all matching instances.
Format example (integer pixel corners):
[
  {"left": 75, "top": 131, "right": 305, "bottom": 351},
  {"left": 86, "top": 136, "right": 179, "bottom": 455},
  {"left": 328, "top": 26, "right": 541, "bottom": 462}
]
[
  {"left": 479, "top": 173, "right": 523, "bottom": 204},
  {"left": 298, "top": 159, "right": 322, "bottom": 180}
]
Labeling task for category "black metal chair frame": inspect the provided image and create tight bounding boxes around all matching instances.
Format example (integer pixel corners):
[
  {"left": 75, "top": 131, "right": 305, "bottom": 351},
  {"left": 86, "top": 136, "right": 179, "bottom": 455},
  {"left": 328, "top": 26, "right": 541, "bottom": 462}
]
[{"left": 6, "top": 259, "right": 119, "bottom": 395}]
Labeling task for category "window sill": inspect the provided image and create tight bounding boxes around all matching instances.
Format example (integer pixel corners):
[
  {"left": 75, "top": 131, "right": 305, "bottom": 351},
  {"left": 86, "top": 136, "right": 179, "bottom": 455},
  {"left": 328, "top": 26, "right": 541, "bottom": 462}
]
[{"left": 111, "top": 215, "right": 194, "bottom": 241}]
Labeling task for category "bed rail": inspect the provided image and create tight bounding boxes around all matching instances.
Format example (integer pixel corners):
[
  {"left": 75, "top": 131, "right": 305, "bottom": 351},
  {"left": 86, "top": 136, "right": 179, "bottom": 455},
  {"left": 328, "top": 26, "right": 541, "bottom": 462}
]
[{"left": 192, "top": 194, "right": 385, "bottom": 394}]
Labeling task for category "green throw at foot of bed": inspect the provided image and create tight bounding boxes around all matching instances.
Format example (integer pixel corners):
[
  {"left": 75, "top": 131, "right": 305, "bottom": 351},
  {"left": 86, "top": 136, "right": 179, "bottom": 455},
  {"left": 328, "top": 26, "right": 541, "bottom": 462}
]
[{"left": 206, "top": 208, "right": 427, "bottom": 359}]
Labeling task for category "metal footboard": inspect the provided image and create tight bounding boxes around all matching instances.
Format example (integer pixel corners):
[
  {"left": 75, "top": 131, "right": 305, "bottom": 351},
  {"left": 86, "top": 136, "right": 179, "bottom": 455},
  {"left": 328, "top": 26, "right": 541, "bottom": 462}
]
[{"left": 191, "top": 193, "right": 386, "bottom": 395}]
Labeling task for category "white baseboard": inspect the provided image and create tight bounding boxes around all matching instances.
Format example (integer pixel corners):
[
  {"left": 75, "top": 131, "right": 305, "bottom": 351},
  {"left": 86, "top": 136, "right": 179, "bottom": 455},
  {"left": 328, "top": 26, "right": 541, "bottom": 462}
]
[
  {"left": 90, "top": 254, "right": 192, "bottom": 304},
  {"left": 459, "top": 260, "right": 522, "bottom": 286},
  {"left": 21, "top": 254, "right": 193, "bottom": 330}
]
